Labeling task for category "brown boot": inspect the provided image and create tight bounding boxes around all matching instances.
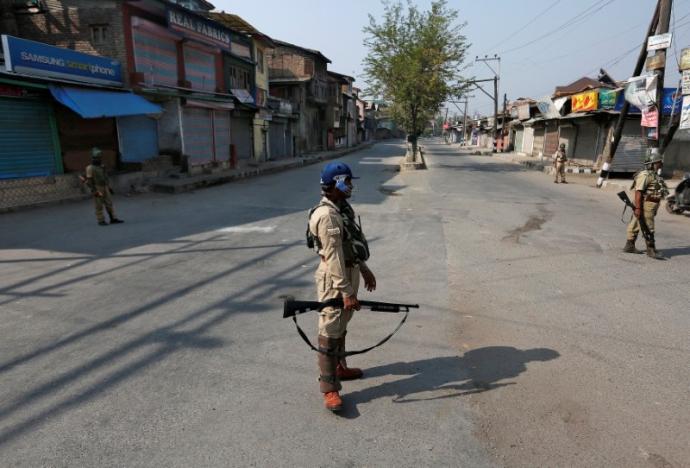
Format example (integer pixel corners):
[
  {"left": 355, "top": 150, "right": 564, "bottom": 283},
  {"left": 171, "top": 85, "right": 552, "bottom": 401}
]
[
  {"left": 323, "top": 391, "right": 342, "bottom": 412},
  {"left": 623, "top": 239, "right": 642, "bottom": 254},
  {"left": 646, "top": 243, "right": 663, "bottom": 259},
  {"left": 317, "top": 336, "right": 342, "bottom": 411},
  {"left": 335, "top": 334, "right": 363, "bottom": 380}
]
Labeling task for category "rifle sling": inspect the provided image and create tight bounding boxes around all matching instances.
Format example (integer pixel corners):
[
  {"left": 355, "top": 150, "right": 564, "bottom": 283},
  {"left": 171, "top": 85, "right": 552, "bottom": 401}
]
[{"left": 291, "top": 310, "right": 409, "bottom": 357}]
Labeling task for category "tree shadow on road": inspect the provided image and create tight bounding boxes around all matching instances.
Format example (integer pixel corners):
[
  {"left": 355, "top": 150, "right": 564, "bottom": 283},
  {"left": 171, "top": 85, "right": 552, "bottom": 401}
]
[{"left": 339, "top": 346, "right": 560, "bottom": 418}]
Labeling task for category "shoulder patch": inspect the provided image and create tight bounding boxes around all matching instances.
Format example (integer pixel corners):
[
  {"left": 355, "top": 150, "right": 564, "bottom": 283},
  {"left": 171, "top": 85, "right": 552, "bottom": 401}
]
[{"left": 327, "top": 227, "right": 341, "bottom": 236}]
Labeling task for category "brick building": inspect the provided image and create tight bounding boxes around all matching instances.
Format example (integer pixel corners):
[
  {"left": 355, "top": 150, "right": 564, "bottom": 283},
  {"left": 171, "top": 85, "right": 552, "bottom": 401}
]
[{"left": 268, "top": 39, "right": 331, "bottom": 154}]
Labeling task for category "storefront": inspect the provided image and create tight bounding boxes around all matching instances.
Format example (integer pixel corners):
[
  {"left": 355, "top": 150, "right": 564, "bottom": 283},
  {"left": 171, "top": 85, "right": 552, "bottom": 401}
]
[
  {"left": 0, "top": 34, "right": 161, "bottom": 177},
  {"left": 0, "top": 80, "right": 61, "bottom": 179}
]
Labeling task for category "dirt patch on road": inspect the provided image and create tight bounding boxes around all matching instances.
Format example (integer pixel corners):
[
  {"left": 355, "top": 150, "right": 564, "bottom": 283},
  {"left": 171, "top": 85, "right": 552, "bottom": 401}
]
[{"left": 502, "top": 207, "right": 554, "bottom": 243}]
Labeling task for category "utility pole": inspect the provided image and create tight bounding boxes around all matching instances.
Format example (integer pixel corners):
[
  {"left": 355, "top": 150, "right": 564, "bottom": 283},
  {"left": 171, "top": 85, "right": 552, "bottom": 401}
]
[
  {"left": 463, "top": 98, "right": 469, "bottom": 145},
  {"left": 597, "top": 0, "right": 661, "bottom": 187},
  {"left": 651, "top": 0, "right": 673, "bottom": 150},
  {"left": 476, "top": 55, "right": 501, "bottom": 152}
]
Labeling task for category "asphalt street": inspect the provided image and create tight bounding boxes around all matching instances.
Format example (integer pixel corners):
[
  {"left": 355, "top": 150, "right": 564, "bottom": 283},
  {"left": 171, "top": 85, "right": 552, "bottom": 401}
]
[{"left": 0, "top": 139, "right": 688, "bottom": 467}]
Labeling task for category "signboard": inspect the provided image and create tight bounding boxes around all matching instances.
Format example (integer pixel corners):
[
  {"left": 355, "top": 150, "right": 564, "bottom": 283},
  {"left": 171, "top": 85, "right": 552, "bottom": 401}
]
[
  {"left": 681, "top": 48, "right": 690, "bottom": 70},
  {"left": 683, "top": 70, "right": 690, "bottom": 95},
  {"left": 624, "top": 75, "right": 656, "bottom": 110},
  {"left": 614, "top": 87, "right": 681, "bottom": 115},
  {"left": 641, "top": 108, "right": 658, "bottom": 127},
  {"left": 167, "top": 8, "right": 231, "bottom": 51},
  {"left": 647, "top": 33, "right": 672, "bottom": 51},
  {"left": 571, "top": 90, "right": 598, "bottom": 112},
  {"left": 646, "top": 52, "right": 666, "bottom": 71},
  {"left": 231, "top": 88, "right": 255, "bottom": 104},
  {"left": 1, "top": 35, "right": 122, "bottom": 86},
  {"left": 599, "top": 89, "right": 617, "bottom": 109},
  {"left": 679, "top": 96, "right": 690, "bottom": 130}
]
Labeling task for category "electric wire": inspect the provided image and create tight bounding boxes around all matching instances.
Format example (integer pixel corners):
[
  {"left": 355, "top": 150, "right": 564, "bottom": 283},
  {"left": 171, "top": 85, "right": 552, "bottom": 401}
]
[
  {"left": 482, "top": 0, "right": 563, "bottom": 54},
  {"left": 499, "top": 0, "right": 619, "bottom": 55}
]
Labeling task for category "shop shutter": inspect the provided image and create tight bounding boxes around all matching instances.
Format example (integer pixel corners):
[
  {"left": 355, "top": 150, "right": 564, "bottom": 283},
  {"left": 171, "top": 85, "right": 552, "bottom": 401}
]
[
  {"left": 522, "top": 127, "right": 534, "bottom": 155},
  {"left": 544, "top": 124, "right": 559, "bottom": 157},
  {"left": 183, "top": 107, "right": 214, "bottom": 164},
  {"left": 269, "top": 120, "right": 290, "bottom": 159},
  {"left": 514, "top": 128, "right": 524, "bottom": 153},
  {"left": 184, "top": 46, "right": 216, "bottom": 92},
  {"left": 213, "top": 111, "right": 231, "bottom": 162},
  {"left": 0, "top": 98, "right": 58, "bottom": 179},
  {"left": 532, "top": 127, "right": 545, "bottom": 157},
  {"left": 572, "top": 120, "right": 599, "bottom": 162},
  {"left": 117, "top": 116, "right": 159, "bottom": 163},
  {"left": 558, "top": 125, "right": 576, "bottom": 158},
  {"left": 612, "top": 119, "right": 647, "bottom": 172},
  {"left": 132, "top": 26, "right": 178, "bottom": 87},
  {"left": 231, "top": 116, "right": 252, "bottom": 160}
]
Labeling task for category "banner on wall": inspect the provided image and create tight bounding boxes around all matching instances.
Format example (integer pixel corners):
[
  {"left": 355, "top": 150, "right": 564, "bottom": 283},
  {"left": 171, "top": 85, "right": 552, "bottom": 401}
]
[
  {"left": 641, "top": 108, "right": 658, "bottom": 127},
  {"left": 599, "top": 89, "right": 618, "bottom": 109},
  {"left": 624, "top": 75, "right": 656, "bottom": 111},
  {"left": 571, "top": 90, "right": 598, "bottom": 112},
  {"left": 680, "top": 96, "right": 690, "bottom": 130}
]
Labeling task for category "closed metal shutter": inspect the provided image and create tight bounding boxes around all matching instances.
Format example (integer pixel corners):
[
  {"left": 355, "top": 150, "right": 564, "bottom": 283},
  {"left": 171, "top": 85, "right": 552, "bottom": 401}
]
[
  {"left": 213, "top": 111, "right": 231, "bottom": 162},
  {"left": 0, "top": 98, "right": 59, "bottom": 179},
  {"left": 572, "top": 120, "right": 599, "bottom": 162},
  {"left": 117, "top": 116, "right": 159, "bottom": 163},
  {"left": 532, "top": 127, "right": 545, "bottom": 157},
  {"left": 522, "top": 127, "right": 534, "bottom": 155},
  {"left": 183, "top": 107, "right": 214, "bottom": 164},
  {"left": 132, "top": 22, "right": 178, "bottom": 87},
  {"left": 558, "top": 125, "right": 576, "bottom": 158},
  {"left": 231, "top": 116, "right": 252, "bottom": 160},
  {"left": 269, "top": 121, "right": 288, "bottom": 159},
  {"left": 184, "top": 45, "right": 216, "bottom": 92},
  {"left": 612, "top": 119, "right": 647, "bottom": 172},
  {"left": 544, "top": 124, "right": 559, "bottom": 157},
  {"left": 514, "top": 128, "right": 524, "bottom": 153}
]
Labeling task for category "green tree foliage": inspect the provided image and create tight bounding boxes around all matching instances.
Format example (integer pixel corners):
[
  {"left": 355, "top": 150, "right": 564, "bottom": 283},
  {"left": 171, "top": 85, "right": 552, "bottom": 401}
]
[{"left": 363, "top": 0, "right": 469, "bottom": 156}]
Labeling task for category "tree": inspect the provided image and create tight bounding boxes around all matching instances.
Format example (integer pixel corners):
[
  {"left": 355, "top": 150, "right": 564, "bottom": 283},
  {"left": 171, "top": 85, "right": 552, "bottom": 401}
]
[{"left": 362, "top": 0, "right": 469, "bottom": 161}]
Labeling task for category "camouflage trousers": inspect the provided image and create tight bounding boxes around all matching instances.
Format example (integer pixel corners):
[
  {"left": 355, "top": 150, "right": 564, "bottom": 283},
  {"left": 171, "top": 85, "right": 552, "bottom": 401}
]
[
  {"left": 554, "top": 162, "right": 566, "bottom": 182},
  {"left": 93, "top": 186, "right": 115, "bottom": 223},
  {"left": 626, "top": 200, "right": 659, "bottom": 241}
]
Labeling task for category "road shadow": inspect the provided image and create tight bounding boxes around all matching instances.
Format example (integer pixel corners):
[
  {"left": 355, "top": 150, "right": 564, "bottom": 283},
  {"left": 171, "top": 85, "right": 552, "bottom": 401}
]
[{"left": 339, "top": 346, "right": 560, "bottom": 418}]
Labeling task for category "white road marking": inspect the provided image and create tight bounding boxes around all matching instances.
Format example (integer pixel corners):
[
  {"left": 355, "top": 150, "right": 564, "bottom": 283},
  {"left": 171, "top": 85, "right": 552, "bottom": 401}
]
[{"left": 217, "top": 225, "right": 276, "bottom": 234}]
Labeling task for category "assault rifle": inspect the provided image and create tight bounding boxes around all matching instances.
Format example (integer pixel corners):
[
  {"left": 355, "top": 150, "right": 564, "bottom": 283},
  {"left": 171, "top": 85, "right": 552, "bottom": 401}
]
[
  {"left": 617, "top": 191, "right": 653, "bottom": 243},
  {"left": 283, "top": 297, "right": 418, "bottom": 318}
]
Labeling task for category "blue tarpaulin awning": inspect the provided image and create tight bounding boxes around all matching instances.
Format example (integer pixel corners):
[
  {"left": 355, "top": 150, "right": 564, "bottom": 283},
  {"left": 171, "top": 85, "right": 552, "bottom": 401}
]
[{"left": 49, "top": 85, "right": 162, "bottom": 119}]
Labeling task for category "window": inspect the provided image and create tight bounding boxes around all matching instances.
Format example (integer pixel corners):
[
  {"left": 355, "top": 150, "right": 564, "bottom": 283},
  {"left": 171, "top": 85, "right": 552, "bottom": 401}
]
[
  {"left": 257, "top": 49, "right": 264, "bottom": 74},
  {"left": 90, "top": 24, "right": 108, "bottom": 45},
  {"left": 303, "top": 58, "right": 313, "bottom": 76},
  {"left": 229, "top": 66, "right": 251, "bottom": 90}
]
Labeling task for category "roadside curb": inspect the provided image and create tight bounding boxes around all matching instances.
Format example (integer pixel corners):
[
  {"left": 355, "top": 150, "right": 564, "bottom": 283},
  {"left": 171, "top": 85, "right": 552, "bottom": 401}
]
[
  {"left": 149, "top": 142, "right": 376, "bottom": 194},
  {"left": 0, "top": 142, "right": 377, "bottom": 213}
]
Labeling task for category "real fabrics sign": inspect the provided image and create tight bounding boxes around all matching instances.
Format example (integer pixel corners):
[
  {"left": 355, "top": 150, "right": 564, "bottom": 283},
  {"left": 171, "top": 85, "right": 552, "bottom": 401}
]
[
  {"left": 1, "top": 35, "right": 122, "bottom": 86},
  {"left": 167, "top": 8, "right": 231, "bottom": 51}
]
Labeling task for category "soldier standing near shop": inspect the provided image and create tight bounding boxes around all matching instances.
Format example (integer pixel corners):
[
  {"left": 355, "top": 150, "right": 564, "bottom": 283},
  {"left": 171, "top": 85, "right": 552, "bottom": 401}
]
[
  {"left": 307, "top": 161, "right": 376, "bottom": 412},
  {"left": 84, "top": 147, "right": 124, "bottom": 226},
  {"left": 623, "top": 151, "right": 667, "bottom": 259},
  {"left": 553, "top": 143, "right": 568, "bottom": 184}
]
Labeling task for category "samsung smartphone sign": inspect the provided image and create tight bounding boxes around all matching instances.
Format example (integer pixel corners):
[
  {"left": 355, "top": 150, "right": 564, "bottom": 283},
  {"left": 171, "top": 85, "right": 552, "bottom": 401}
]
[{"left": 1, "top": 35, "right": 123, "bottom": 86}]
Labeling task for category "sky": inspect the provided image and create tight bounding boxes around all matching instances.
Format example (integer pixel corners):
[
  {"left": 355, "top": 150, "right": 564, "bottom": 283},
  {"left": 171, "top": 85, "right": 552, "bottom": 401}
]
[{"left": 213, "top": 0, "right": 690, "bottom": 117}]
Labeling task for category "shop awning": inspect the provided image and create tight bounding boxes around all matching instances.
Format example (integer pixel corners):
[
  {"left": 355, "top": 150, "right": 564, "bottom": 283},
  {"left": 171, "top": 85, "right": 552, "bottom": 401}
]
[{"left": 48, "top": 85, "right": 162, "bottom": 118}]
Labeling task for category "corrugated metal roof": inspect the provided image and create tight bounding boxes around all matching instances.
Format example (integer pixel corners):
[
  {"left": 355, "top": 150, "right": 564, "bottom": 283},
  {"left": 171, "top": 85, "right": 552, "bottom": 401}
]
[{"left": 209, "top": 12, "right": 276, "bottom": 47}]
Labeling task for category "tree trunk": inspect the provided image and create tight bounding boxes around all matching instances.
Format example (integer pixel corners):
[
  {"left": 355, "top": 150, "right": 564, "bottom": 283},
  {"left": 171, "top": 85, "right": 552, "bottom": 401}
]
[{"left": 407, "top": 108, "right": 418, "bottom": 162}]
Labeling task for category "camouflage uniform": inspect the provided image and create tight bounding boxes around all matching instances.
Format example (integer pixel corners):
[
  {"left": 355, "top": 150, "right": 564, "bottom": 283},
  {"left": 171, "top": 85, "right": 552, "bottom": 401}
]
[{"left": 553, "top": 145, "right": 567, "bottom": 183}]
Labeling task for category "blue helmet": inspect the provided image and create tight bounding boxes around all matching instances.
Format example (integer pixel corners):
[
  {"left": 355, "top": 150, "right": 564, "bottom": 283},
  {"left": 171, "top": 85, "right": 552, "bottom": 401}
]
[{"left": 320, "top": 162, "right": 359, "bottom": 193}]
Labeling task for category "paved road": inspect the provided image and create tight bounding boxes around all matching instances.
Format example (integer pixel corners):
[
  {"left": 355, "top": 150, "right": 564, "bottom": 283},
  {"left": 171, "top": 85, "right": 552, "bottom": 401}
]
[{"left": 0, "top": 139, "right": 688, "bottom": 467}]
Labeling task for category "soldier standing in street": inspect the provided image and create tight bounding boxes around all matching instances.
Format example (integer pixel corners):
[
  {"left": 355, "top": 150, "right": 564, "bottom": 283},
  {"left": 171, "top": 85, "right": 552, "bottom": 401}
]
[
  {"left": 623, "top": 151, "right": 667, "bottom": 259},
  {"left": 553, "top": 143, "right": 568, "bottom": 184},
  {"left": 84, "top": 147, "right": 124, "bottom": 226},
  {"left": 307, "top": 162, "right": 376, "bottom": 412}
]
